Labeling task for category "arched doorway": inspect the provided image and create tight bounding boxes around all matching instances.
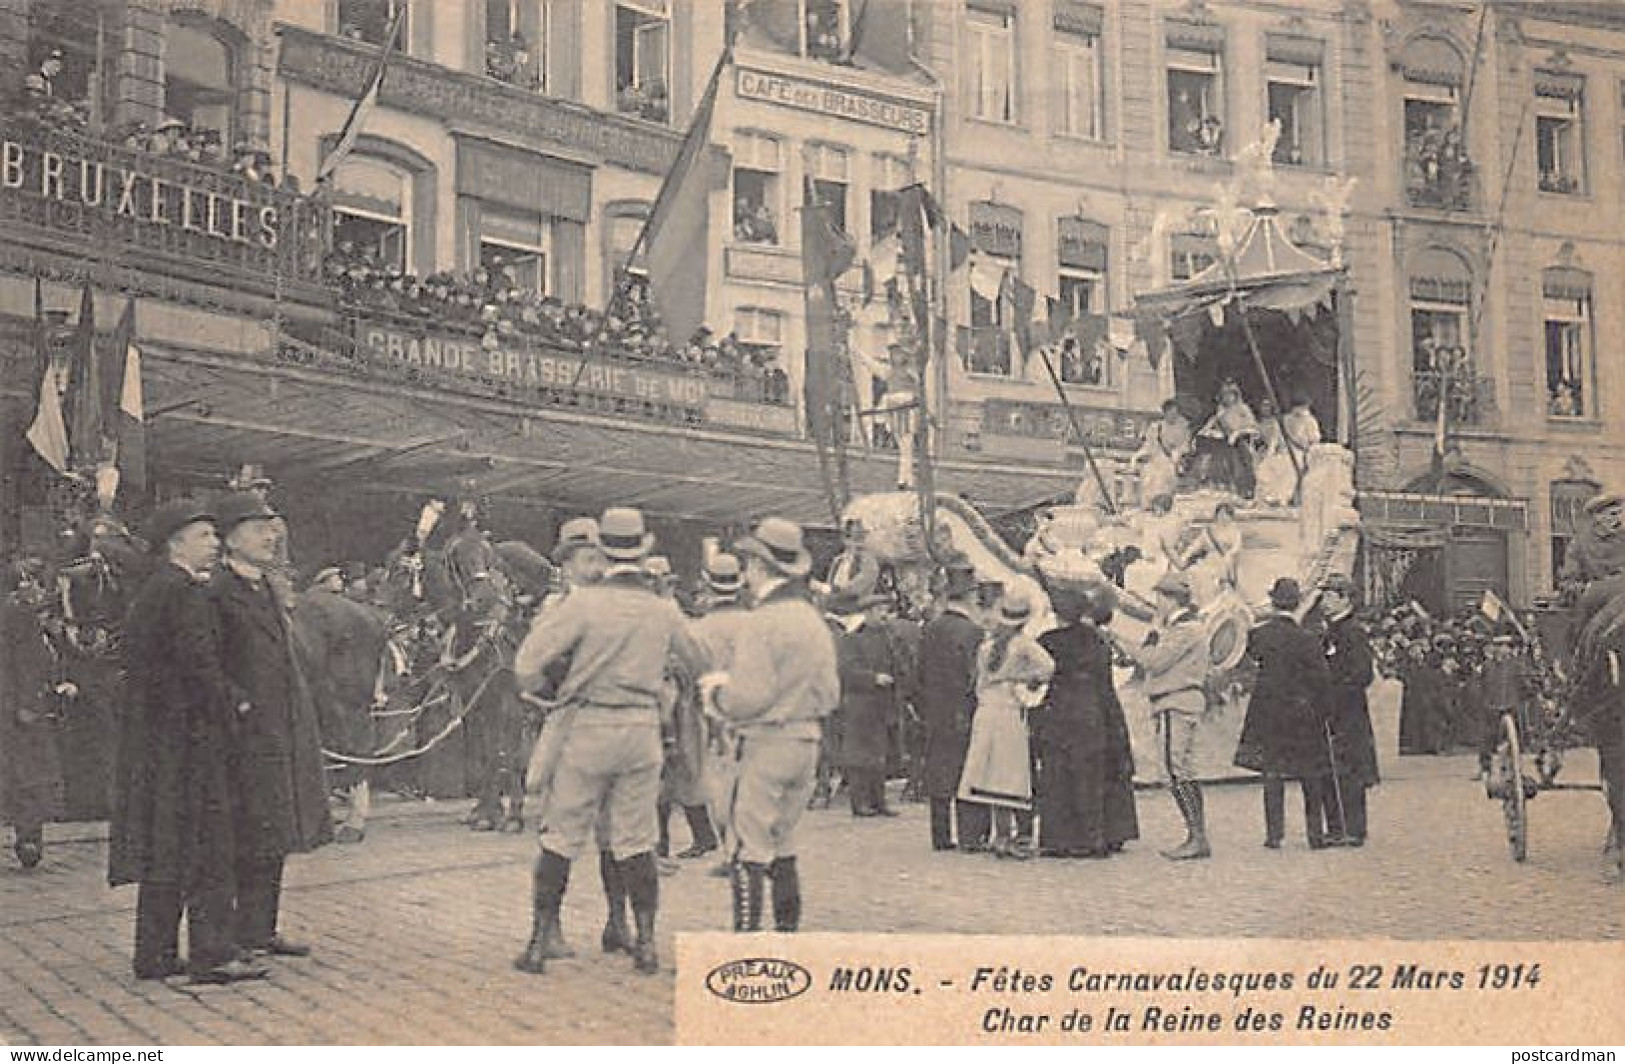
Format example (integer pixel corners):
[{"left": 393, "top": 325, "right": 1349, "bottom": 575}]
[{"left": 1403, "top": 468, "right": 1511, "bottom": 616}]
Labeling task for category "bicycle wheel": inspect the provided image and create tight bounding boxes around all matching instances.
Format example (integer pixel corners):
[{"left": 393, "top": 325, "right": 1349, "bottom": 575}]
[{"left": 1499, "top": 711, "right": 1528, "bottom": 862}]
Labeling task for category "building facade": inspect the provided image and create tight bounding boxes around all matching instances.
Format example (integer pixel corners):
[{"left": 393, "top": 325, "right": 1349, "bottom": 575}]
[{"left": 4, "top": 0, "right": 1625, "bottom": 611}]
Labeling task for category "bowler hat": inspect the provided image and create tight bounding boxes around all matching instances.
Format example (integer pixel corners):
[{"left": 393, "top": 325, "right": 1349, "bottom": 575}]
[
  {"left": 736, "top": 517, "right": 813, "bottom": 579},
  {"left": 145, "top": 498, "right": 215, "bottom": 552},
  {"left": 215, "top": 491, "right": 280, "bottom": 533},
  {"left": 551, "top": 517, "right": 601, "bottom": 563},
  {"left": 1268, "top": 577, "right": 1302, "bottom": 611},
  {"left": 704, "top": 552, "right": 743, "bottom": 594},
  {"left": 598, "top": 508, "right": 655, "bottom": 562}
]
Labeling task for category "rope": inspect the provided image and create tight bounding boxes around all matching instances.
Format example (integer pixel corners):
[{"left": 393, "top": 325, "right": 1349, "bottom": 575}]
[{"left": 322, "top": 659, "right": 504, "bottom": 767}]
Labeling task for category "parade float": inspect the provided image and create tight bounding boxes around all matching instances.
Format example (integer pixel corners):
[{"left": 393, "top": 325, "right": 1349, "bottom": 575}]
[{"left": 838, "top": 136, "right": 1364, "bottom": 783}]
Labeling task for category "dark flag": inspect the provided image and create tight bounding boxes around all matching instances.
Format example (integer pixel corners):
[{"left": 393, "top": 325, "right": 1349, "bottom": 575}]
[
  {"left": 67, "top": 283, "right": 100, "bottom": 469},
  {"left": 638, "top": 50, "right": 729, "bottom": 346},
  {"left": 104, "top": 299, "right": 147, "bottom": 501},
  {"left": 801, "top": 190, "right": 857, "bottom": 443}
]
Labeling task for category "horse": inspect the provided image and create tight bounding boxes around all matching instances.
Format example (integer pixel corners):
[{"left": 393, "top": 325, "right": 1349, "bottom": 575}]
[
  {"left": 368, "top": 522, "right": 551, "bottom": 831},
  {"left": 292, "top": 586, "right": 392, "bottom": 842}
]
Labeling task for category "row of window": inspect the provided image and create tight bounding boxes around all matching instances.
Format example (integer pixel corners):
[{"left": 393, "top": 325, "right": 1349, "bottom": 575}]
[
  {"left": 1408, "top": 262, "right": 1597, "bottom": 423},
  {"left": 962, "top": 5, "right": 1327, "bottom": 166}
]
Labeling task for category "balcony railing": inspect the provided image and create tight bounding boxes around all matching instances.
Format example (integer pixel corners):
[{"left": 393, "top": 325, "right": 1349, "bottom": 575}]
[
  {"left": 1412, "top": 369, "right": 1496, "bottom": 427},
  {"left": 0, "top": 119, "right": 325, "bottom": 289},
  {"left": 1404, "top": 130, "right": 1475, "bottom": 211}
]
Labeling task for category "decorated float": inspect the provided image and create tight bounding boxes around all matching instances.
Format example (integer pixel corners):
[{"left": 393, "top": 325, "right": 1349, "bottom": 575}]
[{"left": 836, "top": 152, "right": 1364, "bottom": 784}]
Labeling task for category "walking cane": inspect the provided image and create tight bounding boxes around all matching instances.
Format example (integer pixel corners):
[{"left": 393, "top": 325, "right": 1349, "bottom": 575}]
[{"left": 1323, "top": 719, "right": 1348, "bottom": 837}]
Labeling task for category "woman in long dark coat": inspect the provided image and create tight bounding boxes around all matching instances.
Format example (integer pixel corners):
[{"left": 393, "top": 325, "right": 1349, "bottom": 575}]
[
  {"left": 1398, "top": 642, "right": 1452, "bottom": 755},
  {"left": 1235, "top": 579, "right": 1336, "bottom": 848},
  {"left": 1, "top": 560, "right": 65, "bottom": 869},
  {"left": 1033, "top": 582, "right": 1138, "bottom": 857}
]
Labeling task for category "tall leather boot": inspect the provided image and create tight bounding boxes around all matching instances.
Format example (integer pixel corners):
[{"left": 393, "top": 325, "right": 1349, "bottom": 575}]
[
  {"left": 769, "top": 857, "right": 801, "bottom": 932},
  {"left": 514, "top": 849, "right": 571, "bottom": 975},
  {"left": 621, "top": 851, "right": 661, "bottom": 975},
  {"left": 1161, "top": 782, "right": 1211, "bottom": 860},
  {"left": 599, "top": 849, "right": 631, "bottom": 954},
  {"left": 731, "top": 861, "right": 766, "bottom": 931}
]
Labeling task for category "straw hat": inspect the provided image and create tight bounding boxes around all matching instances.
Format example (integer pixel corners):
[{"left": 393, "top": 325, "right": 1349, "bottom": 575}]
[
  {"left": 598, "top": 508, "right": 655, "bottom": 563},
  {"left": 735, "top": 516, "right": 812, "bottom": 579}
]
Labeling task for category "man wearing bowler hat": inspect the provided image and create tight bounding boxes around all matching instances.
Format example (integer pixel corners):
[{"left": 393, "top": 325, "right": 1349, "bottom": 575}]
[
  {"left": 512, "top": 508, "right": 707, "bottom": 975},
  {"left": 109, "top": 500, "right": 265, "bottom": 984},
  {"left": 210, "top": 492, "right": 332, "bottom": 959},
  {"left": 916, "top": 557, "right": 989, "bottom": 852},
  {"left": 699, "top": 517, "right": 838, "bottom": 932}
]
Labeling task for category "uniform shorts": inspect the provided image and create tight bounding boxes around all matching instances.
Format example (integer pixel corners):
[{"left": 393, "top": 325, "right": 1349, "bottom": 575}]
[
  {"left": 537, "top": 722, "right": 662, "bottom": 860},
  {"left": 729, "top": 733, "right": 820, "bottom": 865},
  {"left": 1157, "top": 709, "right": 1201, "bottom": 783}
]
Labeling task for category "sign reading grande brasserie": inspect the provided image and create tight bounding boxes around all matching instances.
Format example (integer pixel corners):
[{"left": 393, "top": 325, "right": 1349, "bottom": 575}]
[
  {"left": 735, "top": 67, "right": 930, "bottom": 136},
  {"left": 362, "top": 324, "right": 713, "bottom": 408},
  {"left": 1, "top": 137, "right": 284, "bottom": 248}
]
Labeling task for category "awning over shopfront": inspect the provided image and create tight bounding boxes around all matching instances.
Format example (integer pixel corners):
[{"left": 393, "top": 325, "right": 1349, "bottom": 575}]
[{"left": 133, "top": 341, "right": 1076, "bottom": 533}]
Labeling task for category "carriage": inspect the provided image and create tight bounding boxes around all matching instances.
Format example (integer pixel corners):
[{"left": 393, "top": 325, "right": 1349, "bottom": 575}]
[{"left": 1482, "top": 598, "right": 1617, "bottom": 863}]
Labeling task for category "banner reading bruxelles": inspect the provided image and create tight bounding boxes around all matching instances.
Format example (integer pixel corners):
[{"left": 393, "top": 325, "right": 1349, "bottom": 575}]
[{"left": 0, "top": 135, "right": 284, "bottom": 248}]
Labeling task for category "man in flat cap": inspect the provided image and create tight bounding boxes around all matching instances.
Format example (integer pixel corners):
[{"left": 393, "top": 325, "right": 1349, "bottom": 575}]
[
  {"left": 210, "top": 492, "right": 332, "bottom": 960},
  {"left": 110, "top": 500, "right": 265, "bottom": 984}
]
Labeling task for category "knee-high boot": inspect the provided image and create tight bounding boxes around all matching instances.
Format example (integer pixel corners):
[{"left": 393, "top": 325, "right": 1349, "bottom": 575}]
[
  {"left": 769, "top": 857, "right": 801, "bottom": 932},
  {"left": 621, "top": 851, "right": 661, "bottom": 975},
  {"left": 515, "top": 848, "right": 572, "bottom": 974},
  {"left": 1161, "top": 782, "right": 1211, "bottom": 860},
  {"left": 599, "top": 849, "right": 631, "bottom": 954},
  {"left": 731, "top": 861, "right": 767, "bottom": 932}
]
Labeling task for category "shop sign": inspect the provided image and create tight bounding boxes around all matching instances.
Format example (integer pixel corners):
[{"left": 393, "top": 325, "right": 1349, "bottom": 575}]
[
  {"left": 362, "top": 324, "right": 711, "bottom": 407},
  {"left": 1, "top": 137, "right": 284, "bottom": 248},
  {"left": 735, "top": 67, "right": 929, "bottom": 136},
  {"left": 707, "top": 396, "right": 798, "bottom": 435}
]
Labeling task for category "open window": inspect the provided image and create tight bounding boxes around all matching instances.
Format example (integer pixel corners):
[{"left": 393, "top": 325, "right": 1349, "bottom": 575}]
[
  {"left": 1542, "top": 267, "right": 1593, "bottom": 419},
  {"left": 338, "top": 0, "right": 407, "bottom": 47},
  {"left": 1056, "top": 216, "right": 1108, "bottom": 385},
  {"left": 486, "top": 0, "right": 542, "bottom": 90},
  {"left": 803, "top": 0, "right": 846, "bottom": 61},
  {"left": 1408, "top": 248, "right": 1482, "bottom": 425},
  {"left": 615, "top": 1, "right": 670, "bottom": 124},
  {"left": 1165, "top": 26, "right": 1225, "bottom": 157},
  {"left": 164, "top": 18, "right": 237, "bottom": 147},
  {"left": 331, "top": 157, "right": 412, "bottom": 273},
  {"left": 1266, "top": 57, "right": 1321, "bottom": 166},
  {"left": 804, "top": 143, "right": 851, "bottom": 237},
  {"left": 1400, "top": 36, "right": 1470, "bottom": 210},
  {"left": 732, "top": 132, "right": 783, "bottom": 246},
  {"left": 1535, "top": 74, "right": 1585, "bottom": 195}
]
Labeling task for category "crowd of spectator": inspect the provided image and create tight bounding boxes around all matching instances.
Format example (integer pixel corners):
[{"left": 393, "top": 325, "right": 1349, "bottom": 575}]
[
  {"left": 485, "top": 32, "right": 538, "bottom": 89},
  {"left": 1405, "top": 119, "right": 1473, "bottom": 209},
  {"left": 324, "top": 243, "right": 791, "bottom": 404},
  {"left": 9, "top": 71, "right": 291, "bottom": 191}
]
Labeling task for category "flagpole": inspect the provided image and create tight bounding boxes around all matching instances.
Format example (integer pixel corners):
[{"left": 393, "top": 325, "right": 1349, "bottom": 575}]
[{"left": 1036, "top": 346, "right": 1117, "bottom": 516}]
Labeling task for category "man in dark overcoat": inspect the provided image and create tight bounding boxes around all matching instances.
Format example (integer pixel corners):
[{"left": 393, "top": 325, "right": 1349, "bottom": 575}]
[
  {"left": 2, "top": 558, "right": 65, "bottom": 869},
  {"left": 108, "top": 500, "right": 265, "bottom": 984},
  {"left": 1319, "top": 574, "right": 1379, "bottom": 846},
  {"left": 211, "top": 492, "right": 332, "bottom": 959},
  {"left": 834, "top": 592, "right": 902, "bottom": 817},
  {"left": 1235, "top": 578, "right": 1337, "bottom": 849},
  {"left": 915, "top": 559, "right": 988, "bottom": 851}
]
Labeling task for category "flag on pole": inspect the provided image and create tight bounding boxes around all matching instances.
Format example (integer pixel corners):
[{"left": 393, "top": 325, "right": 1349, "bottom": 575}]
[
  {"left": 104, "top": 299, "right": 147, "bottom": 501},
  {"left": 1430, "top": 346, "right": 1450, "bottom": 484},
  {"left": 801, "top": 187, "right": 857, "bottom": 443},
  {"left": 636, "top": 50, "right": 729, "bottom": 346},
  {"left": 25, "top": 280, "right": 68, "bottom": 475},
  {"left": 316, "top": 5, "right": 406, "bottom": 186},
  {"left": 67, "top": 283, "right": 100, "bottom": 469}
]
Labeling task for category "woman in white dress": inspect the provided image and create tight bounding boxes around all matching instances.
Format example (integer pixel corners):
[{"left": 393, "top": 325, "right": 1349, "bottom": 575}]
[
  {"left": 958, "top": 593, "right": 1055, "bottom": 858},
  {"left": 1255, "top": 397, "right": 1322, "bottom": 506}
]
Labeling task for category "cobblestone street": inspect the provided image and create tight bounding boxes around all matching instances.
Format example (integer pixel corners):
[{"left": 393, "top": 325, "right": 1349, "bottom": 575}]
[{"left": 1, "top": 744, "right": 1617, "bottom": 1046}]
